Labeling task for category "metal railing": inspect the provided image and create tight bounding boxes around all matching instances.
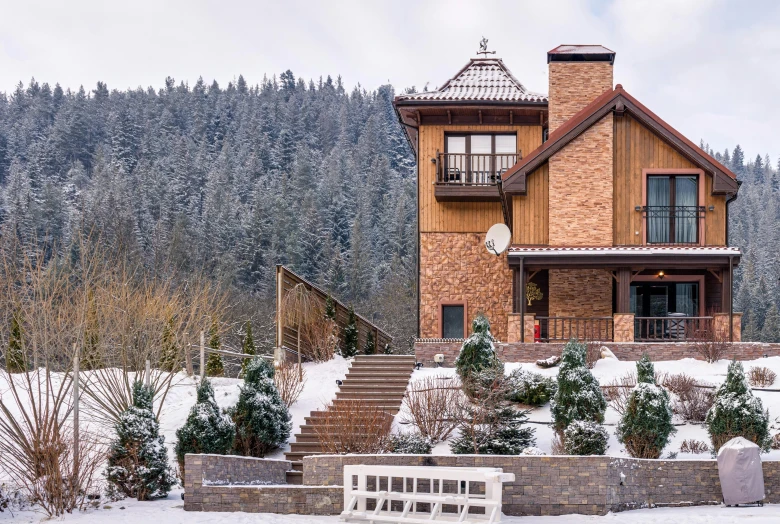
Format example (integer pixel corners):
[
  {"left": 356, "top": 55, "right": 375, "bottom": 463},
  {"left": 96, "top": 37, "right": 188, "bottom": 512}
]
[
  {"left": 634, "top": 316, "right": 713, "bottom": 341},
  {"left": 534, "top": 317, "right": 614, "bottom": 343},
  {"left": 436, "top": 153, "right": 519, "bottom": 186},
  {"left": 643, "top": 205, "right": 704, "bottom": 245}
]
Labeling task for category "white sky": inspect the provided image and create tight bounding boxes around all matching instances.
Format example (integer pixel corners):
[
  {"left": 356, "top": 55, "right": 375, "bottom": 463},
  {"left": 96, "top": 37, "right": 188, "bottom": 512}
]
[{"left": 1, "top": 0, "right": 779, "bottom": 159}]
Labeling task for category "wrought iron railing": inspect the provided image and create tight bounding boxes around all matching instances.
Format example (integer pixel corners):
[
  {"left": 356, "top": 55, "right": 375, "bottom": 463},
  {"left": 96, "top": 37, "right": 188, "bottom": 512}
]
[
  {"left": 634, "top": 316, "right": 713, "bottom": 341},
  {"left": 643, "top": 205, "right": 704, "bottom": 244},
  {"left": 436, "top": 153, "right": 519, "bottom": 186},
  {"left": 534, "top": 317, "right": 614, "bottom": 343}
]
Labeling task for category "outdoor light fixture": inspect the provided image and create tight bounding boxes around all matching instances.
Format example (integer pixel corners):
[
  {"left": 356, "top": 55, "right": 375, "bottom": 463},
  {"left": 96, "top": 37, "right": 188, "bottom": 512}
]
[
  {"left": 657, "top": 270, "right": 665, "bottom": 279},
  {"left": 415, "top": 362, "right": 423, "bottom": 370},
  {"left": 634, "top": 205, "right": 642, "bottom": 211},
  {"left": 335, "top": 379, "right": 343, "bottom": 386}
]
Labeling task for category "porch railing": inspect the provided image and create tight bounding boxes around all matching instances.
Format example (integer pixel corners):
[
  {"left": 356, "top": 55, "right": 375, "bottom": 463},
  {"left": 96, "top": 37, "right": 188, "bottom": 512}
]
[
  {"left": 436, "top": 152, "right": 519, "bottom": 186},
  {"left": 634, "top": 316, "right": 713, "bottom": 342},
  {"left": 535, "top": 317, "right": 614, "bottom": 343}
]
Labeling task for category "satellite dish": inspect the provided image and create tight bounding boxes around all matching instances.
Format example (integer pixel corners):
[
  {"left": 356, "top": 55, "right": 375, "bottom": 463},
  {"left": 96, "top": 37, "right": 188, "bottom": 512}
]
[{"left": 485, "top": 223, "right": 511, "bottom": 256}]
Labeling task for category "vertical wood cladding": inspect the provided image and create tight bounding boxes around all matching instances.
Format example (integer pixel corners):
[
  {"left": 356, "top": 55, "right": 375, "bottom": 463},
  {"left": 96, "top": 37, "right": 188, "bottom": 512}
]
[
  {"left": 549, "top": 62, "right": 613, "bottom": 133},
  {"left": 512, "top": 164, "right": 549, "bottom": 245},
  {"left": 418, "top": 124, "right": 543, "bottom": 233},
  {"left": 613, "top": 114, "right": 727, "bottom": 246}
]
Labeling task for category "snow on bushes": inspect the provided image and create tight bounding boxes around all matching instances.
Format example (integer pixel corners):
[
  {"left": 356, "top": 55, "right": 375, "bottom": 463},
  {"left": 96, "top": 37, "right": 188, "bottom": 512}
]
[
  {"left": 106, "top": 381, "right": 176, "bottom": 500},
  {"left": 551, "top": 340, "right": 607, "bottom": 434},
  {"left": 706, "top": 360, "right": 771, "bottom": 452},
  {"left": 174, "top": 378, "right": 235, "bottom": 477},
  {"left": 455, "top": 314, "right": 500, "bottom": 382},
  {"left": 450, "top": 404, "right": 535, "bottom": 455},
  {"left": 616, "top": 354, "right": 676, "bottom": 459},
  {"left": 230, "top": 357, "right": 292, "bottom": 457},
  {"left": 388, "top": 432, "right": 433, "bottom": 454},
  {"left": 508, "top": 368, "right": 557, "bottom": 406},
  {"left": 563, "top": 421, "right": 609, "bottom": 456}
]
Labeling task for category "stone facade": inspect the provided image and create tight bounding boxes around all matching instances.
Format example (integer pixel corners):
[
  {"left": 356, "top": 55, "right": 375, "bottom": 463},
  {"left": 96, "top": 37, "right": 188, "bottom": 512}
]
[
  {"left": 613, "top": 313, "right": 635, "bottom": 343},
  {"left": 548, "top": 269, "right": 612, "bottom": 343},
  {"left": 414, "top": 340, "right": 780, "bottom": 366},
  {"left": 548, "top": 116, "right": 614, "bottom": 246},
  {"left": 714, "top": 312, "right": 743, "bottom": 342},
  {"left": 420, "top": 232, "right": 512, "bottom": 341},
  {"left": 549, "top": 61, "right": 614, "bottom": 132},
  {"left": 304, "top": 454, "right": 780, "bottom": 516}
]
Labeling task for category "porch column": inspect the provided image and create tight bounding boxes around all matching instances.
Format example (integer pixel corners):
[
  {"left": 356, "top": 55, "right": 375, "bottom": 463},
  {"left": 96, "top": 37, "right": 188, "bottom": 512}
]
[
  {"left": 518, "top": 258, "right": 525, "bottom": 342},
  {"left": 722, "top": 260, "right": 734, "bottom": 342},
  {"left": 616, "top": 268, "right": 632, "bottom": 313}
]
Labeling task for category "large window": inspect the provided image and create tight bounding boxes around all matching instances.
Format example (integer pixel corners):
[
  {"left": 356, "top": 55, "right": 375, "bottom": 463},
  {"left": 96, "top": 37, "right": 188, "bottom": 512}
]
[
  {"left": 646, "top": 175, "right": 699, "bottom": 244},
  {"left": 441, "top": 304, "right": 465, "bottom": 339},
  {"left": 443, "top": 134, "right": 517, "bottom": 184}
]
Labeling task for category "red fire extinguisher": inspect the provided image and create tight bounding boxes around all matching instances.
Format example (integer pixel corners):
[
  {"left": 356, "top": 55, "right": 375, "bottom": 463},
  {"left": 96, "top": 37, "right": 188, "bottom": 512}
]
[{"left": 534, "top": 324, "right": 541, "bottom": 343}]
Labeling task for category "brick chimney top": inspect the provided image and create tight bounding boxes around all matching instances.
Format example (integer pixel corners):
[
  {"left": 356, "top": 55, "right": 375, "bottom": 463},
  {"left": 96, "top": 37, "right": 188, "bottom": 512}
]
[{"left": 547, "top": 45, "right": 616, "bottom": 65}]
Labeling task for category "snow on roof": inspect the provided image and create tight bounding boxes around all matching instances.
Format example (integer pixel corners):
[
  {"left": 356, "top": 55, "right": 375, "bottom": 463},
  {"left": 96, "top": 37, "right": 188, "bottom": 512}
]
[
  {"left": 508, "top": 246, "right": 741, "bottom": 256},
  {"left": 396, "top": 58, "right": 547, "bottom": 103},
  {"left": 548, "top": 44, "right": 615, "bottom": 55}
]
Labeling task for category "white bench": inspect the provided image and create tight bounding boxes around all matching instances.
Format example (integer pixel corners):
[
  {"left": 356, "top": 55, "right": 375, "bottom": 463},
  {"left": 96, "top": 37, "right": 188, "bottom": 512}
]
[{"left": 341, "top": 465, "right": 515, "bottom": 524}]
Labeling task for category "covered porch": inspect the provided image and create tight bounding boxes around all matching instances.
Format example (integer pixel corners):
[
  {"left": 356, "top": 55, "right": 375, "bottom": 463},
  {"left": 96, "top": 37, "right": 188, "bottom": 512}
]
[{"left": 507, "top": 246, "right": 741, "bottom": 343}]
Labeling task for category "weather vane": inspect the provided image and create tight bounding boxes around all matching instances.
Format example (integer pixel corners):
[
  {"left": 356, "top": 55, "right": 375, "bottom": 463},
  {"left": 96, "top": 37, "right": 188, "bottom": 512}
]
[{"left": 477, "top": 37, "right": 496, "bottom": 57}]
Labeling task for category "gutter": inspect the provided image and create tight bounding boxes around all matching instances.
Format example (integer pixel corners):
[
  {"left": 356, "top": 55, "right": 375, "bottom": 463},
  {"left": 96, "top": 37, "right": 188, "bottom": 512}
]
[{"left": 725, "top": 180, "right": 741, "bottom": 246}]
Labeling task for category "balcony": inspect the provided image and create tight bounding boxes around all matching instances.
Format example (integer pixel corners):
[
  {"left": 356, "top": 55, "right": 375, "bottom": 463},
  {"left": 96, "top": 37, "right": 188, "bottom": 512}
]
[
  {"left": 643, "top": 205, "right": 706, "bottom": 245},
  {"left": 434, "top": 152, "right": 519, "bottom": 202}
]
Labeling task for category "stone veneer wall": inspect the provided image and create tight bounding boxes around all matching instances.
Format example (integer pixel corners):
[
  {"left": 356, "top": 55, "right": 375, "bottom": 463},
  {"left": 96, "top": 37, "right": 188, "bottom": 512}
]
[
  {"left": 420, "top": 232, "right": 512, "bottom": 341},
  {"left": 304, "top": 454, "right": 780, "bottom": 516},
  {"left": 548, "top": 269, "right": 612, "bottom": 317},
  {"left": 548, "top": 116, "right": 614, "bottom": 246},
  {"left": 415, "top": 341, "right": 780, "bottom": 367},
  {"left": 549, "top": 62, "right": 614, "bottom": 133}
]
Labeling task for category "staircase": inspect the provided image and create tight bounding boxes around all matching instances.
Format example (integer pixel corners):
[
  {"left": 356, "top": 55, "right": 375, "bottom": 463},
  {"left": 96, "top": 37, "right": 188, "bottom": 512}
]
[{"left": 284, "top": 354, "right": 416, "bottom": 484}]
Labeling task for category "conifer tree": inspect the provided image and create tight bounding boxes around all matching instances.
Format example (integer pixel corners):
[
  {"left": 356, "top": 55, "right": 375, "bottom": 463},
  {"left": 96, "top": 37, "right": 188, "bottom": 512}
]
[
  {"left": 205, "top": 320, "right": 224, "bottom": 377},
  {"left": 455, "top": 314, "right": 499, "bottom": 381},
  {"left": 706, "top": 360, "right": 770, "bottom": 451},
  {"left": 159, "top": 318, "right": 179, "bottom": 372},
  {"left": 107, "top": 381, "right": 175, "bottom": 500},
  {"left": 325, "top": 294, "right": 336, "bottom": 321},
  {"left": 230, "top": 357, "right": 291, "bottom": 457},
  {"left": 760, "top": 304, "right": 780, "bottom": 343},
  {"left": 341, "top": 305, "right": 358, "bottom": 358},
  {"left": 6, "top": 313, "right": 26, "bottom": 373},
  {"left": 240, "top": 320, "right": 256, "bottom": 376},
  {"left": 363, "top": 330, "right": 375, "bottom": 355},
  {"left": 616, "top": 354, "right": 675, "bottom": 458},
  {"left": 174, "top": 378, "right": 235, "bottom": 477},
  {"left": 550, "top": 340, "right": 607, "bottom": 434}
]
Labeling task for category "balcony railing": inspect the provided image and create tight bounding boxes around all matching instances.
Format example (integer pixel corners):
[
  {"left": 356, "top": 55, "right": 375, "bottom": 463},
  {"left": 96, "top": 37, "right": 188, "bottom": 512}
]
[
  {"left": 535, "top": 317, "right": 614, "bottom": 343},
  {"left": 634, "top": 316, "right": 713, "bottom": 342},
  {"left": 643, "top": 205, "right": 705, "bottom": 245},
  {"left": 436, "top": 153, "right": 519, "bottom": 186}
]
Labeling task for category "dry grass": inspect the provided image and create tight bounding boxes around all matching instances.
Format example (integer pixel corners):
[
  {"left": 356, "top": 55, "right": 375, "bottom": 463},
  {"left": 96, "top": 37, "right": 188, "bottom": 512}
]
[
  {"left": 748, "top": 366, "right": 777, "bottom": 388},
  {"left": 273, "top": 361, "right": 306, "bottom": 408},
  {"left": 692, "top": 323, "right": 731, "bottom": 364},
  {"left": 301, "top": 315, "right": 338, "bottom": 362},
  {"left": 314, "top": 400, "right": 393, "bottom": 454},
  {"left": 679, "top": 439, "right": 709, "bottom": 454},
  {"left": 400, "top": 374, "right": 462, "bottom": 443}
]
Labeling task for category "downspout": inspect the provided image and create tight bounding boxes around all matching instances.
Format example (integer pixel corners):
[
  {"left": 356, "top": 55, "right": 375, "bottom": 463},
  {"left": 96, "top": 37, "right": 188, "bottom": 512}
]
[{"left": 725, "top": 183, "right": 740, "bottom": 343}]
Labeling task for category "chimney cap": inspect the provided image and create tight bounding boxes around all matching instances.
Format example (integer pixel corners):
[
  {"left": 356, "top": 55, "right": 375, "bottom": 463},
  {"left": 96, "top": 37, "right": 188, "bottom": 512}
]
[{"left": 548, "top": 45, "right": 616, "bottom": 65}]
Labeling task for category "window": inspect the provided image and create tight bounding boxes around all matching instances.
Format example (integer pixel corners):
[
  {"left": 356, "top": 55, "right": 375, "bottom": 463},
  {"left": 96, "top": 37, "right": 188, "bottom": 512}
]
[
  {"left": 441, "top": 304, "right": 465, "bottom": 339},
  {"left": 443, "top": 134, "right": 517, "bottom": 184},
  {"left": 646, "top": 175, "right": 699, "bottom": 244}
]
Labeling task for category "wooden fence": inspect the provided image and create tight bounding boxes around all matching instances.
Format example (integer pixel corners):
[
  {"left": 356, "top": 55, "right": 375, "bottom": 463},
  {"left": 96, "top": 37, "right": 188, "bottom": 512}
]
[{"left": 275, "top": 265, "right": 392, "bottom": 358}]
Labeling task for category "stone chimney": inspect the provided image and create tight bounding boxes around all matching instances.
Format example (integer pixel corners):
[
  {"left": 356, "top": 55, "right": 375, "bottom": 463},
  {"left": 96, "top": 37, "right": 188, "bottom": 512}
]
[{"left": 547, "top": 45, "right": 615, "bottom": 133}]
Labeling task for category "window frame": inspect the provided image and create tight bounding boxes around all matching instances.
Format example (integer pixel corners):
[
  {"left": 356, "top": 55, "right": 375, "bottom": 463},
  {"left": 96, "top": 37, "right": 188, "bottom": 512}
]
[
  {"left": 438, "top": 300, "right": 468, "bottom": 339},
  {"left": 444, "top": 132, "right": 518, "bottom": 156},
  {"left": 641, "top": 168, "right": 706, "bottom": 246}
]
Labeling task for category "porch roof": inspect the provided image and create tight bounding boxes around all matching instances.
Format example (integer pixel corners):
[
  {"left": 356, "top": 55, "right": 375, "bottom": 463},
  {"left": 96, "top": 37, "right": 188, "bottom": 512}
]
[{"left": 507, "top": 245, "right": 741, "bottom": 269}]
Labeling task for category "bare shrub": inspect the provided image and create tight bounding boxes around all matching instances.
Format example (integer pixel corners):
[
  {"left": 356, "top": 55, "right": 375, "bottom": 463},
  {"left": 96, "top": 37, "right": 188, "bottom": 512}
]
[
  {"left": 315, "top": 400, "right": 393, "bottom": 454},
  {"left": 692, "top": 323, "right": 731, "bottom": 363},
  {"left": 550, "top": 432, "right": 566, "bottom": 455},
  {"left": 679, "top": 439, "right": 709, "bottom": 454},
  {"left": 748, "top": 366, "right": 777, "bottom": 388},
  {"left": 585, "top": 342, "right": 601, "bottom": 369},
  {"left": 673, "top": 386, "right": 714, "bottom": 423},
  {"left": 301, "top": 315, "right": 338, "bottom": 362},
  {"left": 401, "top": 375, "right": 461, "bottom": 442},
  {"left": 273, "top": 361, "right": 306, "bottom": 408},
  {"left": 771, "top": 433, "right": 780, "bottom": 450},
  {"left": 603, "top": 374, "right": 635, "bottom": 416},
  {"left": 661, "top": 373, "right": 697, "bottom": 397}
]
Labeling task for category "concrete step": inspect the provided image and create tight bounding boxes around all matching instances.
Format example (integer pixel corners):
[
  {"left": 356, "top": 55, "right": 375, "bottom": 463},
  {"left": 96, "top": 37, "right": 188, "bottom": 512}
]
[
  {"left": 285, "top": 470, "right": 303, "bottom": 484},
  {"left": 345, "top": 370, "right": 413, "bottom": 378},
  {"left": 338, "top": 384, "right": 408, "bottom": 392},
  {"left": 353, "top": 355, "right": 415, "bottom": 362},
  {"left": 341, "top": 378, "right": 411, "bottom": 386},
  {"left": 285, "top": 450, "right": 327, "bottom": 463},
  {"left": 335, "top": 392, "right": 406, "bottom": 401},
  {"left": 289, "top": 441, "right": 326, "bottom": 453}
]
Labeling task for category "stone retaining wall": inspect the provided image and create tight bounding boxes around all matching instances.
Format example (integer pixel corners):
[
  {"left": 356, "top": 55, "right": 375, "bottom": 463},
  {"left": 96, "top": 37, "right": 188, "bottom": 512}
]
[
  {"left": 304, "top": 454, "right": 780, "bottom": 516},
  {"left": 415, "top": 340, "right": 780, "bottom": 367}
]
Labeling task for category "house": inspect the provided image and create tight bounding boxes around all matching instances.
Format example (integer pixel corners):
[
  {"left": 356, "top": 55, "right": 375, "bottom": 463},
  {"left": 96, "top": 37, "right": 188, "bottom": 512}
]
[{"left": 394, "top": 44, "right": 742, "bottom": 346}]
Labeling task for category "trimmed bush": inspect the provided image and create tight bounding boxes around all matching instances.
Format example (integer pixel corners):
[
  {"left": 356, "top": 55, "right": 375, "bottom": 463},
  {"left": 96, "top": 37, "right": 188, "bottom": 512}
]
[
  {"left": 563, "top": 421, "right": 609, "bottom": 456},
  {"left": 106, "top": 381, "right": 175, "bottom": 500},
  {"left": 455, "top": 314, "right": 500, "bottom": 382},
  {"left": 706, "top": 360, "right": 771, "bottom": 452},
  {"left": 451, "top": 405, "right": 535, "bottom": 455},
  {"left": 205, "top": 321, "right": 224, "bottom": 377},
  {"left": 388, "top": 432, "right": 433, "bottom": 454},
  {"left": 230, "top": 357, "right": 292, "bottom": 457},
  {"left": 363, "top": 330, "right": 376, "bottom": 355},
  {"left": 174, "top": 379, "right": 235, "bottom": 477},
  {"left": 550, "top": 340, "right": 607, "bottom": 434},
  {"left": 616, "top": 354, "right": 676, "bottom": 459},
  {"left": 341, "top": 305, "right": 358, "bottom": 358},
  {"left": 508, "top": 369, "right": 557, "bottom": 406}
]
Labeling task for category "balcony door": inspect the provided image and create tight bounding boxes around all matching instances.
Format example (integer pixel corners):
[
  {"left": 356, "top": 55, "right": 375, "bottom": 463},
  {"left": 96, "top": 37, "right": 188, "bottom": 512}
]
[
  {"left": 444, "top": 134, "right": 517, "bottom": 185},
  {"left": 647, "top": 175, "right": 699, "bottom": 244}
]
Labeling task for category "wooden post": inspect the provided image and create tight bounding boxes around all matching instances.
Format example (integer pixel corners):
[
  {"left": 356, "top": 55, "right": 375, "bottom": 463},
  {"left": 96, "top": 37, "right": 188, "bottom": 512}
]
[
  {"left": 200, "top": 330, "right": 205, "bottom": 380},
  {"left": 184, "top": 336, "right": 194, "bottom": 376},
  {"left": 616, "top": 268, "right": 631, "bottom": 313},
  {"left": 72, "top": 343, "right": 79, "bottom": 480},
  {"left": 728, "top": 256, "right": 734, "bottom": 342},
  {"left": 519, "top": 258, "right": 526, "bottom": 343}
]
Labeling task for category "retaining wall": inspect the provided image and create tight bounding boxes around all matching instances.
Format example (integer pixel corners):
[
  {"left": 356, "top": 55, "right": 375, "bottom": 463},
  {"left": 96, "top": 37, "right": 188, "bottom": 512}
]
[{"left": 415, "top": 340, "right": 780, "bottom": 367}]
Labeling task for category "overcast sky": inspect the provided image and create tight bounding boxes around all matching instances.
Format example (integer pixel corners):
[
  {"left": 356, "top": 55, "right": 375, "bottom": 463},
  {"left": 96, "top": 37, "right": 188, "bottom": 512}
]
[{"left": 1, "top": 0, "right": 779, "bottom": 159}]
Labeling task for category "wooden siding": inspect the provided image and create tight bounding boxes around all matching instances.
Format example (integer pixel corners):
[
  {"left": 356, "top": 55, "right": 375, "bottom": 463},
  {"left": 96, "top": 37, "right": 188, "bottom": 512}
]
[
  {"left": 419, "top": 124, "right": 543, "bottom": 233},
  {"left": 512, "top": 163, "right": 549, "bottom": 245},
  {"left": 613, "top": 114, "right": 727, "bottom": 246}
]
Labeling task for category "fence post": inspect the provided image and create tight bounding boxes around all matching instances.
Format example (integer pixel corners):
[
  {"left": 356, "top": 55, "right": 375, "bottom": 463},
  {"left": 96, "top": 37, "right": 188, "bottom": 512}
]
[
  {"left": 145, "top": 359, "right": 150, "bottom": 388},
  {"left": 184, "top": 337, "right": 194, "bottom": 376},
  {"left": 73, "top": 343, "right": 79, "bottom": 482},
  {"left": 200, "top": 330, "right": 205, "bottom": 380}
]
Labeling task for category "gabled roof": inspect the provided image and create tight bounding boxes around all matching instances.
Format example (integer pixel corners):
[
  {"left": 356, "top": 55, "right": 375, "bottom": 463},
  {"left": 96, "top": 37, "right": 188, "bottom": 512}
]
[
  {"left": 501, "top": 85, "right": 740, "bottom": 195},
  {"left": 394, "top": 58, "right": 547, "bottom": 104}
]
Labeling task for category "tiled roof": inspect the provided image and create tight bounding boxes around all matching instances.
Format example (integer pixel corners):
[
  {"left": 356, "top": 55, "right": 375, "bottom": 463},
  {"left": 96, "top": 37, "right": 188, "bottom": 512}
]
[
  {"left": 508, "top": 246, "right": 741, "bottom": 256},
  {"left": 548, "top": 44, "right": 615, "bottom": 55},
  {"left": 395, "top": 58, "right": 547, "bottom": 103}
]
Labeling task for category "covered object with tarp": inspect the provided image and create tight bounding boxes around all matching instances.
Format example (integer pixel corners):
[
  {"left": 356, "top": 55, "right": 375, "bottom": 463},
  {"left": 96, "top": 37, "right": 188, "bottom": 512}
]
[{"left": 716, "top": 436, "right": 765, "bottom": 506}]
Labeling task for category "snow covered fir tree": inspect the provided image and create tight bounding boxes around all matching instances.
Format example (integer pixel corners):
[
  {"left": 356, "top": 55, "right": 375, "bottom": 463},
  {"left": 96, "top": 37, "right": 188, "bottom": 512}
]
[
  {"left": 106, "top": 381, "right": 176, "bottom": 501},
  {"left": 455, "top": 314, "right": 500, "bottom": 381}
]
